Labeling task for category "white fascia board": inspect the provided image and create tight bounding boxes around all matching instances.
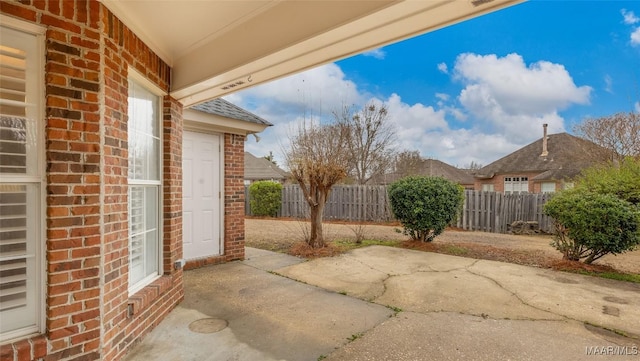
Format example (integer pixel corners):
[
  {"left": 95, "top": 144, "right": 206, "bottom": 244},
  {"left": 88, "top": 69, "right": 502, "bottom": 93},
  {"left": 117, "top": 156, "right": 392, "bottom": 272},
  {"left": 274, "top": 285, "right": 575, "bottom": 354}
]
[
  {"left": 183, "top": 108, "right": 270, "bottom": 135},
  {"left": 100, "top": 0, "right": 174, "bottom": 65},
  {"left": 173, "top": 0, "right": 525, "bottom": 106}
]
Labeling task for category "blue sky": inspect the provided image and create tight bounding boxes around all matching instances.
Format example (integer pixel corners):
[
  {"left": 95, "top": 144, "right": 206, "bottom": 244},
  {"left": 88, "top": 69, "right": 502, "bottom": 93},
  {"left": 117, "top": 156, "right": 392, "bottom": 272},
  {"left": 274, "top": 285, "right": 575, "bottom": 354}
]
[{"left": 227, "top": 1, "right": 640, "bottom": 168}]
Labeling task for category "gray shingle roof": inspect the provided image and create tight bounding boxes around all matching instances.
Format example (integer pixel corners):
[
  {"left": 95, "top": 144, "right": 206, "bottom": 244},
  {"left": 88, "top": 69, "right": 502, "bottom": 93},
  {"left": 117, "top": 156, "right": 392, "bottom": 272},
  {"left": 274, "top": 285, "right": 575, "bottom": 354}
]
[
  {"left": 475, "top": 133, "right": 613, "bottom": 179},
  {"left": 245, "top": 152, "right": 288, "bottom": 181},
  {"left": 192, "top": 98, "right": 272, "bottom": 126},
  {"left": 371, "top": 159, "right": 474, "bottom": 185}
]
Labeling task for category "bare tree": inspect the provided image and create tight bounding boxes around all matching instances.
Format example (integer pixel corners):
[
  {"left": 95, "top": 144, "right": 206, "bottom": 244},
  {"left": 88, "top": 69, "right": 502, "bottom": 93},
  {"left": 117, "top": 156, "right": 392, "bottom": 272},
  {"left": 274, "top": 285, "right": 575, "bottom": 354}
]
[
  {"left": 394, "top": 150, "right": 424, "bottom": 178},
  {"left": 573, "top": 112, "right": 640, "bottom": 162},
  {"left": 285, "top": 122, "right": 350, "bottom": 248},
  {"left": 335, "top": 102, "right": 396, "bottom": 184},
  {"left": 464, "top": 161, "right": 483, "bottom": 171}
]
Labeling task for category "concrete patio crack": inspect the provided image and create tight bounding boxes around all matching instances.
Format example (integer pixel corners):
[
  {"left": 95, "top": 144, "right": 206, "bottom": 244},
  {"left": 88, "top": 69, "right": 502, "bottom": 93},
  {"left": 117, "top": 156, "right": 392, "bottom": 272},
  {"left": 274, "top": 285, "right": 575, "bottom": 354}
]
[{"left": 464, "top": 265, "right": 565, "bottom": 321}]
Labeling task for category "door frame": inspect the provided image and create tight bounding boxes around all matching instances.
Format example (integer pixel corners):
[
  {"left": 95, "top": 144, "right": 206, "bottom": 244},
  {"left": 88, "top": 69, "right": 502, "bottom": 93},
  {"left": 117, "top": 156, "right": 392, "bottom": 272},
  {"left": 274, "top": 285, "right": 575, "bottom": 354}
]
[{"left": 182, "top": 127, "right": 225, "bottom": 259}]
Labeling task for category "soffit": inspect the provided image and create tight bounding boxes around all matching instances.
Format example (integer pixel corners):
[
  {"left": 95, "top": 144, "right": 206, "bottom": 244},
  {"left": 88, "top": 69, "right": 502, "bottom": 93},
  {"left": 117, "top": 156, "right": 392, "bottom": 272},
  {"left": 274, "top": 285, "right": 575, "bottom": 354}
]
[{"left": 101, "top": 0, "right": 524, "bottom": 107}]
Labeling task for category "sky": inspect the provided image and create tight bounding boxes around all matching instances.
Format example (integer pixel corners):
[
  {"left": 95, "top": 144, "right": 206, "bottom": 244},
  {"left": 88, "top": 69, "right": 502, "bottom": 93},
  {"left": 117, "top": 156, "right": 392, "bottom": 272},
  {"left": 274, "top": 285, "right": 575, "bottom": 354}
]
[{"left": 226, "top": 0, "right": 640, "bottom": 169}]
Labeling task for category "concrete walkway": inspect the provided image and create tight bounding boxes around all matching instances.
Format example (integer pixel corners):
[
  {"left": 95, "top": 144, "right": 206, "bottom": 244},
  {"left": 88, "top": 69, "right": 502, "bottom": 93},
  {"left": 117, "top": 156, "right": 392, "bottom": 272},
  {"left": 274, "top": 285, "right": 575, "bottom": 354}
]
[{"left": 124, "top": 247, "right": 639, "bottom": 361}]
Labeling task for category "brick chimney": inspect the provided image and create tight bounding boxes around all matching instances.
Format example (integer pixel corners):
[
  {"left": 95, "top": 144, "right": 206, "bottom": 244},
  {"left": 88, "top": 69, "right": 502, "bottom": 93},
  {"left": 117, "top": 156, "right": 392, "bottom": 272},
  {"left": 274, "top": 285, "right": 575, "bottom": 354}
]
[{"left": 540, "top": 123, "right": 549, "bottom": 157}]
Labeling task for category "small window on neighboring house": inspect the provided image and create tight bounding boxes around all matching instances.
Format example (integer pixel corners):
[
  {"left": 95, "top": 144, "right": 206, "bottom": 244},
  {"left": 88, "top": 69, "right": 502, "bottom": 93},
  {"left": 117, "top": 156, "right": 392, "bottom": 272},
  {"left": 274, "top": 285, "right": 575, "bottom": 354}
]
[
  {"left": 563, "top": 182, "right": 575, "bottom": 190},
  {"left": 541, "top": 182, "right": 556, "bottom": 193},
  {"left": 482, "top": 184, "right": 494, "bottom": 192},
  {"left": 127, "top": 72, "right": 163, "bottom": 295},
  {"left": 504, "top": 176, "right": 529, "bottom": 193},
  {"left": 0, "top": 19, "right": 45, "bottom": 342}
]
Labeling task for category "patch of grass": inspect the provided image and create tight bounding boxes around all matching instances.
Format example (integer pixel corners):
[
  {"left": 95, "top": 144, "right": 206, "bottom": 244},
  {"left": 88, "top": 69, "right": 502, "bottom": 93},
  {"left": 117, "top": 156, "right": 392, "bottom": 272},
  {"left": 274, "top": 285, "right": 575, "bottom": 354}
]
[
  {"left": 386, "top": 305, "right": 402, "bottom": 315},
  {"left": 333, "top": 239, "right": 401, "bottom": 252},
  {"left": 550, "top": 259, "right": 640, "bottom": 284},
  {"left": 441, "top": 244, "right": 469, "bottom": 256},
  {"left": 347, "top": 332, "right": 364, "bottom": 342},
  {"left": 338, "top": 291, "right": 347, "bottom": 295},
  {"left": 574, "top": 270, "right": 640, "bottom": 283},
  {"left": 317, "top": 355, "right": 327, "bottom": 361},
  {"left": 584, "top": 321, "right": 636, "bottom": 339}
]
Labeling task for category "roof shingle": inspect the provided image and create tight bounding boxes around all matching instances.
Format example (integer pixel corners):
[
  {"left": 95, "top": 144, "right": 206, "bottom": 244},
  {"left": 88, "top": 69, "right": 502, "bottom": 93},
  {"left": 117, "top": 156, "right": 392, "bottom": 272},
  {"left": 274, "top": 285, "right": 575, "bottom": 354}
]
[
  {"left": 475, "top": 133, "right": 612, "bottom": 180},
  {"left": 192, "top": 98, "right": 272, "bottom": 126}
]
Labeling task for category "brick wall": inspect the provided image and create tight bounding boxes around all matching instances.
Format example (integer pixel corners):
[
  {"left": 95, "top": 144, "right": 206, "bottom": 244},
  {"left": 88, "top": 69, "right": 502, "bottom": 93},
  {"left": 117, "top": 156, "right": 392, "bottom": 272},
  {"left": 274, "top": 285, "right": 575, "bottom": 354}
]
[
  {"left": 474, "top": 172, "right": 546, "bottom": 193},
  {"left": 0, "top": 1, "right": 184, "bottom": 360},
  {"left": 224, "top": 134, "right": 246, "bottom": 262}
]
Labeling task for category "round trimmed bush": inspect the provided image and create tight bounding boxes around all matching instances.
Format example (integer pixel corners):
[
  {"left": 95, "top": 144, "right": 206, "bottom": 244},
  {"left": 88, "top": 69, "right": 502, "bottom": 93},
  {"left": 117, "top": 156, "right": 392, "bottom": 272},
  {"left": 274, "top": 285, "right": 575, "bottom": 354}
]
[
  {"left": 543, "top": 188, "right": 640, "bottom": 263},
  {"left": 249, "top": 181, "right": 282, "bottom": 217},
  {"left": 388, "top": 176, "right": 464, "bottom": 242}
]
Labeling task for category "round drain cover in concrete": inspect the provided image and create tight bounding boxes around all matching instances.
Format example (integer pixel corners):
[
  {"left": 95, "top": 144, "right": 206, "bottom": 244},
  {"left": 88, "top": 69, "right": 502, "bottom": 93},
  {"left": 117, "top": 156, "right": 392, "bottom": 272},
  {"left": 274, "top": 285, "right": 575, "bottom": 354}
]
[{"left": 188, "top": 318, "right": 228, "bottom": 333}]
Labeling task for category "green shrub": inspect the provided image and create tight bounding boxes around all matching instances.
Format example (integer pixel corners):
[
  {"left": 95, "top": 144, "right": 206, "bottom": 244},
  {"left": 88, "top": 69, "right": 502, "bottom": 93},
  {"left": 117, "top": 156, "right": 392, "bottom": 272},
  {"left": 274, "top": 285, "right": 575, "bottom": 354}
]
[
  {"left": 543, "top": 188, "right": 640, "bottom": 264},
  {"left": 388, "top": 176, "right": 464, "bottom": 242},
  {"left": 577, "top": 157, "right": 640, "bottom": 205},
  {"left": 249, "top": 181, "right": 282, "bottom": 217}
]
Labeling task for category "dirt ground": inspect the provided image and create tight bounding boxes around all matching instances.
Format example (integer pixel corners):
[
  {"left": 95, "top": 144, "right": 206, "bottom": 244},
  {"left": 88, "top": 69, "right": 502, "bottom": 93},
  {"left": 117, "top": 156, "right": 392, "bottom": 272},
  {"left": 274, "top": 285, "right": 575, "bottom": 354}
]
[{"left": 245, "top": 218, "right": 640, "bottom": 275}]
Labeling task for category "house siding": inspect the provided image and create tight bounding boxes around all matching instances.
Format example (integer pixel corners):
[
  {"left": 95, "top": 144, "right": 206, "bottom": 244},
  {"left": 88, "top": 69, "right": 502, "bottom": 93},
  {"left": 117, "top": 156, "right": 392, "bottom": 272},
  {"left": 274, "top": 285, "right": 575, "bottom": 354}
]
[{"left": 0, "top": 1, "right": 244, "bottom": 360}]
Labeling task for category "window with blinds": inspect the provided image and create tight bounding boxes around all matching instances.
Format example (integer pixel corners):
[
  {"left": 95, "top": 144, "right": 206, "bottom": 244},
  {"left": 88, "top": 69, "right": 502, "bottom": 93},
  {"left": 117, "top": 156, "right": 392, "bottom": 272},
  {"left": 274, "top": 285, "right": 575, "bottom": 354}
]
[
  {"left": 504, "top": 176, "right": 529, "bottom": 193},
  {"left": 127, "top": 75, "right": 162, "bottom": 294},
  {"left": 0, "top": 22, "right": 43, "bottom": 342}
]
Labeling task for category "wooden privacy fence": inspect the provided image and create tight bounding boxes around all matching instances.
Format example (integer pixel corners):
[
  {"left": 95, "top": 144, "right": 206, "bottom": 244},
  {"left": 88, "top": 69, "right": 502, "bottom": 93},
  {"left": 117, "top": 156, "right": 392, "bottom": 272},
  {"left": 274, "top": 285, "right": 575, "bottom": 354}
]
[
  {"left": 246, "top": 184, "right": 393, "bottom": 222},
  {"left": 456, "top": 190, "right": 553, "bottom": 233},
  {"left": 246, "top": 185, "right": 554, "bottom": 233}
]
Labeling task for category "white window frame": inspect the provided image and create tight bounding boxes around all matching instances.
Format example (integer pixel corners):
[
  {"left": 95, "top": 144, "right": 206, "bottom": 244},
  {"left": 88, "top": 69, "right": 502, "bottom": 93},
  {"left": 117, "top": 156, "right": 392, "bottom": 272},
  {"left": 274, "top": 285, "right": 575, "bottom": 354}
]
[
  {"left": 541, "top": 182, "right": 556, "bottom": 193},
  {"left": 504, "top": 176, "right": 529, "bottom": 193},
  {"left": 0, "top": 15, "right": 46, "bottom": 343},
  {"left": 481, "top": 183, "right": 494, "bottom": 192},
  {"left": 127, "top": 69, "right": 164, "bottom": 295}
]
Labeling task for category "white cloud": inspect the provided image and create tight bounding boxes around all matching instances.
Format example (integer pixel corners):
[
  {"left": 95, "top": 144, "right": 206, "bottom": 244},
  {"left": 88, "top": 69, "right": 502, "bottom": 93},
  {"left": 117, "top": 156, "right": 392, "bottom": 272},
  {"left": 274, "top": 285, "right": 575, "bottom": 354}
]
[
  {"left": 452, "top": 53, "right": 589, "bottom": 143},
  {"left": 635, "top": 101, "right": 640, "bottom": 113},
  {"left": 229, "top": 55, "right": 590, "bottom": 168},
  {"left": 437, "top": 62, "right": 448, "bottom": 74},
  {"left": 631, "top": 27, "right": 640, "bottom": 46},
  {"left": 604, "top": 74, "right": 613, "bottom": 93},
  {"left": 362, "top": 48, "right": 386, "bottom": 60},
  {"left": 231, "top": 63, "right": 363, "bottom": 117},
  {"left": 435, "top": 93, "right": 449, "bottom": 101},
  {"left": 622, "top": 9, "right": 640, "bottom": 25},
  {"left": 455, "top": 53, "right": 591, "bottom": 114}
]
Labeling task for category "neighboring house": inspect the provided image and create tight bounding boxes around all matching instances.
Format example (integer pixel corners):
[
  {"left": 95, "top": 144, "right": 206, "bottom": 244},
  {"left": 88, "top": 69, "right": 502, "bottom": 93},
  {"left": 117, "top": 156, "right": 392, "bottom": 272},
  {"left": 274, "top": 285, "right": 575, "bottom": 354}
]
[
  {"left": 474, "top": 124, "right": 612, "bottom": 193},
  {"left": 0, "top": 1, "right": 521, "bottom": 360},
  {"left": 244, "top": 152, "right": 288, "bottom": 185},
  {"left": 372, "top": 159, "right": 475, "bottom": 189}
]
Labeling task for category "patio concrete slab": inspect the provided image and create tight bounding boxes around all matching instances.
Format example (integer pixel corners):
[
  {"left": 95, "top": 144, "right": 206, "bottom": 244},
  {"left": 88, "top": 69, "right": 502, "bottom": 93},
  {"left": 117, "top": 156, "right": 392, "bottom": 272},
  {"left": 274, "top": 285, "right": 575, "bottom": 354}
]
[
  {"left": 125, "top": 256, "right": 393, "bottom": 361},
  {"left": 277, "top": 246, "right": 640, "bottom": 337},
  {"left": 243, "top": 247, "right": 306, "bottom": 271},
  {"left": 324, "top": 311, "right": 639, "bottom": 361},
  {"left": 125, "top": 246, "right": 639, "bottom": 361}
]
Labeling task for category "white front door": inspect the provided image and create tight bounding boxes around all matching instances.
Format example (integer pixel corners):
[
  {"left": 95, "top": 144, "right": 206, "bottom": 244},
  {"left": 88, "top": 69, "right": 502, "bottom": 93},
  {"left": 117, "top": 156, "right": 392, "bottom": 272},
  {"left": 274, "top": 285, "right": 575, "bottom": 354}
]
[{"left": 183, "top": 131, "right": 223, "bottom": 260}]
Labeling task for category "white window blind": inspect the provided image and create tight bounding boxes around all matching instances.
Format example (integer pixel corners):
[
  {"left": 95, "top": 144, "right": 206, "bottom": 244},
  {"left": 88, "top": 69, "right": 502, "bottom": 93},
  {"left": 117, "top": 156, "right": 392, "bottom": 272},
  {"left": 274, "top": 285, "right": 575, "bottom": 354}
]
[
  {"left": 0, "top": 22, "right": 43, "bottom": 342},
  {"left": 504, "top": 176, "right": 528, "bottom": 193},
  {"left": 541, "top": 182, "right": 556, "bottom": 193}
]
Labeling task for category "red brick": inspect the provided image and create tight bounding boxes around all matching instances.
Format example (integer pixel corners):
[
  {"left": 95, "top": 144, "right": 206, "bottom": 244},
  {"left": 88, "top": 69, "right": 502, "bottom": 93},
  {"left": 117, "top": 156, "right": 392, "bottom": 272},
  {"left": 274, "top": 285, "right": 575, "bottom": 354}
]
[
  {"left": 32, "top": 336, "right": 48, "bottom": 359},
  {"left": 0, "top": 1, "right": 37, "bottom": 21},
  {"left": 15, "top": 339, "right": 31, "bottom": 361},
  {"left": 0, "top": 343, "right": 14, "bottom": 360},
  {"left": 47, "top": 0, "right": 60, "bottom": 15}
]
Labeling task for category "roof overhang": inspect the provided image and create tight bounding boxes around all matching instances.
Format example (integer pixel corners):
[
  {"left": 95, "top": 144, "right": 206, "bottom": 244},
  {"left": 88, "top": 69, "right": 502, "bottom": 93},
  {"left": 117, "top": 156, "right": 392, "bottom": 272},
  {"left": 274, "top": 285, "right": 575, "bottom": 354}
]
[
  {"left": 184, "top": 108, "right": 269, "bottom": 136},
  {"left": 101, "top": 0, "right": 524, "bottom": 107}
]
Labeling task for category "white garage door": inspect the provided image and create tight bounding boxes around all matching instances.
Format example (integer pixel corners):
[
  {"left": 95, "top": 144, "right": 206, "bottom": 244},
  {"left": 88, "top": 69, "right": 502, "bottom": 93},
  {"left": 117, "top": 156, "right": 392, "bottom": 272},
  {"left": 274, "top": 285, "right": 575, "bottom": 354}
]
[{"left": 183, "top": 131, "right": 223, "bottom": 260}]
